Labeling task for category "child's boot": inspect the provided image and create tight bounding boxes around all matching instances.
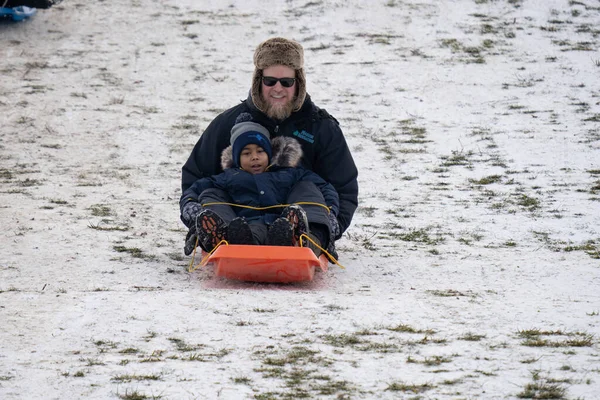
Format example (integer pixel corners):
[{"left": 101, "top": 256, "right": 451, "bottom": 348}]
[
  {"left": 279, "top": 204, "right": 308, "bottom": 245},
  {"left": 195, "top": 209, "right": 227, "bottom": 251},
  {"left": 266, "top": 217, "right": 294, "bottom": 246},
  {"left": 227, "top": 217, "right": 254, "bottom": 245}
]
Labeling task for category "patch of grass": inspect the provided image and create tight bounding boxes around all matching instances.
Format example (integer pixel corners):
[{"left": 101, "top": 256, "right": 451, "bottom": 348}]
[
  {"left": 387, "top": 227, "right": 445, "bottom": 245},
  {"left": 113, "top": 246, "right": 154, "bottom": 260},
  {"left": 407, "top": 355, "right": 453, "bottom": 366},
  {"left": 116, "top": 389, "right": 160, "bottom": 400},
  {"left": 140, "top": 350, "right": 164, "bottom": 363},
  {"left": 93, "top": 339, "right": 118, "bottom": 349},
  {"left": 516, "top": 194, "right": 541, "bottom": 211},
  {"left": 112, "top": 373, "right": 162, "bottom": 382},
  {"left": 168, "top": 337, "right": 203, "bottom": 352},
  {"left": 264, "top": 346, "right": 323, "bottom": 367},
  {"left": 321, "top": 334, "right": 362, "bottom": 347},
  {"left": 88, "top": 222, "right": 129, "bottom": 231},
  {"left": 470, "top": 175, "right": 503, "bottom": 185},
  {"left": 16, "top": 178, "right": 41, "bottom": 187},
  {"left": 517, "top": 377, "right": 567, "bottom": 399},
  {"left": 518, "top": 329, "right": 565, "bottom": 339},
  {"left": 358, "top": 206, "right": 377, "bottom": 217},
  {"left": 118, "top": 348, "right": 139, "bottom": 354},
  {"left": 583, "top": 114, "right": 600, "bottom": 122},
  {"left": 441, "top": 150, "right": 473, "bottom": 167},
  {"left": 459, "top": 332, "right": 487, "bottom": 341},
  {"left": 0, "top": 169, "right": 14, "bottom": 180},
  {"left": 387, "top": 324, "right": 436, "bottom": 335},
  {"left": 232, "top": 376, "right": 252, "bottom": 385},
  {"left": 427, "top": 289, "right": 476, "bottom": 298},
  {"left": 25, "top": 61, "right": 49, "bottom": 69},
  {"left": 346, "top": 231, "right": 378, "bottom": 251},
  {"left": 90, "top": 204, "right": 111, "bottom": 217},
  {"left": 81, "top": 357, "right": 105, "bottom": 366},
  {"left": 311, "top": 379, "right": 353, "bottom": 395},
  {"left": 518, "top": 329, "right": 594, "bottom": 347},
  {"left": 253, "top": 307, "right": 276, "bottom": 313},
  {"left": 386, "top": 381, "right": 435, "bottom": 392},
  {"left": 563, "top": 240, "right": 599, "bottom": 259},
  {"left": 520, "top": 357, "right": 540, "bottom": 364}
]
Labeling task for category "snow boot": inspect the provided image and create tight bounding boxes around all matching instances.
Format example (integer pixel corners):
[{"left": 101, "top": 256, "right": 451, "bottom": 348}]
[
  {"left": 195, "top": 209, "right": 227, "bottom": 252},
  {"left": 227, "top": 217, "right": 254, "bottom": 245},
  {"left": 266, "top": 217, "right": 294, "bottom": 246},
  {"left": 279, "top": 204, "right": 308, "bottom": 246}
]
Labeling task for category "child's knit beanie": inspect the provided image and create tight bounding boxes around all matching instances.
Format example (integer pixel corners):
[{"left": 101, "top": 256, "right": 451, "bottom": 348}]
[{"left": 230, "top": 121, "right": 272, "bottom": 168}]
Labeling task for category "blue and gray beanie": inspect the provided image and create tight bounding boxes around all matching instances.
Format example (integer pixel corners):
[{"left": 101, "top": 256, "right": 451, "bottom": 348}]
[{"left": 230, "top": 121, "right": 272, "bottom": 167}]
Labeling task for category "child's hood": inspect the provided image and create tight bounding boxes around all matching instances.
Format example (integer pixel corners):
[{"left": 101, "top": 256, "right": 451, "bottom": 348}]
[{"left": 221, "top": 136, "right": 303, "bottom": 170}]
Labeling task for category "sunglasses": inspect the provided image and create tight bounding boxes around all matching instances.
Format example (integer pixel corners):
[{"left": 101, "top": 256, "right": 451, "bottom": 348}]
[{"left": 262, "top": 76, "right": 296, "bottom": 88}]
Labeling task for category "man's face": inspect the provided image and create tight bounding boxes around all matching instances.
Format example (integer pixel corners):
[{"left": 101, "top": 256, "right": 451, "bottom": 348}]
[
  {"left": 260, "top": 65, "right": 296, "bottom": 121},
  {"left": 239, "top": 144, "right": 269, "bottom": 174}
]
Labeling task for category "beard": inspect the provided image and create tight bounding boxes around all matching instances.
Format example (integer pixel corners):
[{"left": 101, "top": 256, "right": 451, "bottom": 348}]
[{"left": 264, "top": 97, "right": 295, "bottom": 121}]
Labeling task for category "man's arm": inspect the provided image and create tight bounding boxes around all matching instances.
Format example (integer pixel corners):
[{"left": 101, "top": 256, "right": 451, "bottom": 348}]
[
  {"left": 314, "top": 119, "right": 358, "bottom": 236},
  {"left": 181, "top": 115, "right": 232, "bottom": 193}
]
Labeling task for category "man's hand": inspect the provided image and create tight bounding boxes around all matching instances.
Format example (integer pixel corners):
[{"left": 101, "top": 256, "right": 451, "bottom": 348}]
[{"left": 328, "top": 212, "right": 341, "bottom": 240}]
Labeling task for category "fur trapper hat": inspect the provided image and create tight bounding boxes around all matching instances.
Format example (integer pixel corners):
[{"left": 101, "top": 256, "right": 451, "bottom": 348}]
[
  {"left": 251, "top": 37, "right": 307, "bottom": 114},
  {"left": 221, "top": 136, "right": 303, "bottom": 171}
]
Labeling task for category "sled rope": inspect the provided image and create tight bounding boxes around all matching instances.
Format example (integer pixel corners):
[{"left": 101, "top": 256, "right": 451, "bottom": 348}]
[
  {"left": 188, "top": 237, "right": 229, "bottom": 273},
  {"left": 200, "top": 201, "right": 332, "bottom": 213},
  {"left": 299, "top": 233, "right": 345, "bottom": 269},
  {"left": 187, "top": 234, "right": 344, "bottom": 272}
]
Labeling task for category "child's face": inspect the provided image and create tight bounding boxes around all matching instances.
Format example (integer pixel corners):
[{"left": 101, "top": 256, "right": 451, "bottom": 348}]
[{"left": 240, "top": 144, "right": 269, "bottom": 174}]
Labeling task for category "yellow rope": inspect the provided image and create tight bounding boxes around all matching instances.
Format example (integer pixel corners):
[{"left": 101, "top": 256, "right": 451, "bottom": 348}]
[
  {"left": 186, "top": 202, "right": 345, "bottom": 272},
  {"left": 299, "top": 233, "right": 345, "bottom": 269},
  {"left": 200, "top": 201, "right": 331, "bottom": 213},
  {"left": 187, "top": 234, "right": 345, "bottom": 272},
  {"left": 188, "top": 238, "right": 229, "bottom": 273}
]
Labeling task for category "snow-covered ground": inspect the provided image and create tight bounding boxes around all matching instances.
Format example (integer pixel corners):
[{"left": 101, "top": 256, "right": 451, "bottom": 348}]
[{"left": 1, "top": 0, "right": 599, "bottom": 399}]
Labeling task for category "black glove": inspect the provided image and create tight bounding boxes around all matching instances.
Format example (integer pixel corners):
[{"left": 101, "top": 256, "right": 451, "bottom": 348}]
[
  {"left": 326, "top": 240, "right": 339, "bottom": 263},
  {"left": 328, "top": 212, "right": 341, "bottom": 240},
  {"left": 184, "top": 225, "right": 198, "bottom": 256},
  {"left": 181, "top": 202, "right": 203, "bottom": 228}
]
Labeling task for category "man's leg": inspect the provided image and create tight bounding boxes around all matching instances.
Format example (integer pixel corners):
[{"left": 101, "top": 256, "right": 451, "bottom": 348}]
[{"left": 287, "top": 181, "right": 332, "bottom": 247}]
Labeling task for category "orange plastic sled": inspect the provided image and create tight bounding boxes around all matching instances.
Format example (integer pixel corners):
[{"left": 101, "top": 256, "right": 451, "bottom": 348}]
[{"left": 204, "top": 245, "right": 329, "bottom": 283}]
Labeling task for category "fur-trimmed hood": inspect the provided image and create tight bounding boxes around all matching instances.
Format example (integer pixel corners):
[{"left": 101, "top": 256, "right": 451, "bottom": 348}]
[{"left": 221, "top": 136, "right": 303, "bottom": 170}]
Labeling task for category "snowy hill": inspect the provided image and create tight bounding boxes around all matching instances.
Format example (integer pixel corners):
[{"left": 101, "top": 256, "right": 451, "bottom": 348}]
[{"left": 1, "top": 0, "right": 599, "bottom": 398}]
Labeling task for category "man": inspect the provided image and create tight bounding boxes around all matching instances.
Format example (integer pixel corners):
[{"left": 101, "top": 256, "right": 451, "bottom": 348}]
[{"left": 181, "top": 37, "right": 358, "bottom": 257}]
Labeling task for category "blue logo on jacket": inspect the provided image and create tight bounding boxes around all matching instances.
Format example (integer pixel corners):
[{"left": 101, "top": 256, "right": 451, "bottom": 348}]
[{"left": 292, "top": 130, "right": 314, "bottom": 144}]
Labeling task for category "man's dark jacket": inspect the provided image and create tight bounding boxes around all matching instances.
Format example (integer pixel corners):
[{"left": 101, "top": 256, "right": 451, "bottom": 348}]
[{"left": 181, "top": 94, "right": 358, "bottom": 237}]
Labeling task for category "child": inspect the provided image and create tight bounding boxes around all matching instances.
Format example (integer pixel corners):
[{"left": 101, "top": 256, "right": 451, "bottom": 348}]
[{"left": 180, "top": 120, "right": 339, "bottom": 256}]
